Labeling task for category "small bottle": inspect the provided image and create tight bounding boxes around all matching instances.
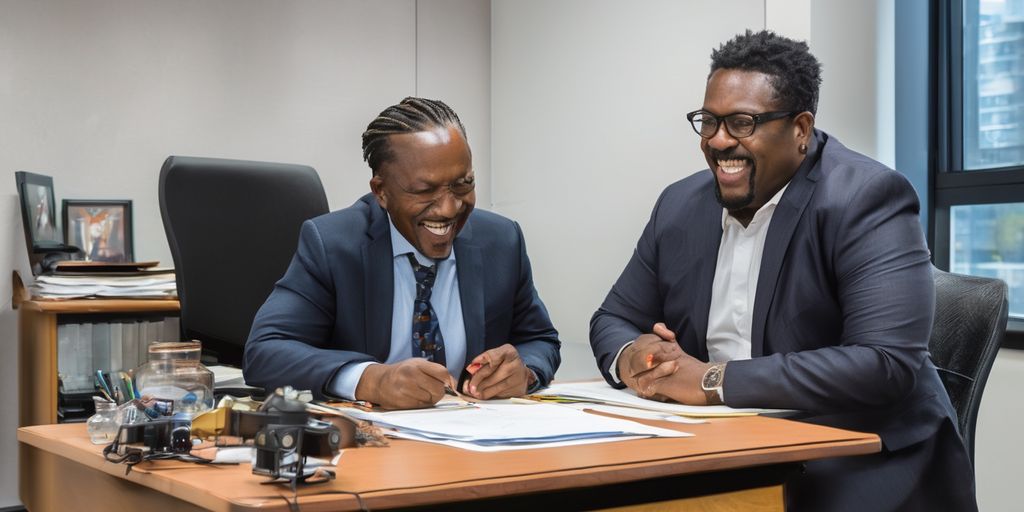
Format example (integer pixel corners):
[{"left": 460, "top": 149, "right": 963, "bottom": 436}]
[{"left": 87, "top": 397, "right": 119, "bottom": 444}]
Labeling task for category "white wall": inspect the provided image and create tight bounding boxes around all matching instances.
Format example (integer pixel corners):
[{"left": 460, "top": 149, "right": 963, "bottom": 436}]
[
  {"left": 491, "top": 0, "right": 764, "bottom": 378},
  {"left": 977, "top": 349, "right": 1024, "bottom": 511},
  {"left": 0, "top": 0, "right": 490, "bottom": 506}
]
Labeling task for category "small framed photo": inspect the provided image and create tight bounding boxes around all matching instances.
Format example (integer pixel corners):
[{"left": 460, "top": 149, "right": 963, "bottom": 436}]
[
  {"left": 62, "top": 200, "right": 134, "bottom": 263},
  {"left": 15, "top": 171, "right": 63, "bottom": 250}
]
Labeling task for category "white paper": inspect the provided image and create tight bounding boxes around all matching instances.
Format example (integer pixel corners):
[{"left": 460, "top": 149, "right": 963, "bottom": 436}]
[
  {"left": 538, "top": 381, "right": 792, "bottom": 417},
  {"left": 30, "top": 273, "right": 177, "bottom": 299},
  {"left": 341, "top": 401, "right": 690, "bottom": 449},
  {"left": 385, "top": 429, "right": 655, "bottom": 452}
]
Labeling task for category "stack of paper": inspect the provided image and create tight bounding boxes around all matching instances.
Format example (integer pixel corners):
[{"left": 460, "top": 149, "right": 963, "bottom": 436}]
[
  {"left": 206, "top": 364, "right": 262, "bottom": 393},
  {"left": 534, "top": 381, "right": 793, "bottom": 417},
  {"left": 333, "top": 401, "right": 690, "bottom": 452},
  {"left": 31, "top": 271, "right": 177, "bottom": 299}
]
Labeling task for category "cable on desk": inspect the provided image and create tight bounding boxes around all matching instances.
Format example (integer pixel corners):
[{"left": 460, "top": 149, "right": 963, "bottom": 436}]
[{"left": 275, "top": 488, "right": 369, "bottom": 512}]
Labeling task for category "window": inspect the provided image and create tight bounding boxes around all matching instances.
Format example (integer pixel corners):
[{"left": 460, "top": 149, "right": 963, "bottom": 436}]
[
  {"left": 935, "top": 0, "right": 1024, "bottom": 329},
  {"left": 951, "top": 203, "right": 1024, "bottom": 318},
  {"left": 963, "top": 0, "right": 1024, "bottom": 169}
]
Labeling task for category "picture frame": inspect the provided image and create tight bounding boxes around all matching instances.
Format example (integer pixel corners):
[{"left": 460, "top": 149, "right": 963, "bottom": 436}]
[
  {"left": 62, "top": 200, "right": 134, "bottom": 263},
  {"left": 15, "top": 171, "right": 64, "bottom": 250}
]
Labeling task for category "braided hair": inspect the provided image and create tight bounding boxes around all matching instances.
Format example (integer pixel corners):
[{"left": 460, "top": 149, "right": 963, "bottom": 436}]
[
  {"left": 362, "top": 97, "right": 468, "bottom": 176},
  {"left": 710, "top": 30, "right": 822, "bottom": 115}
]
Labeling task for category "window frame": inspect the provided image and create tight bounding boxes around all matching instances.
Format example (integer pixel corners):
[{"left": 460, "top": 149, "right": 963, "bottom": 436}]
[{"left": 932, "top": 0, "right": 1024, "bottom": 344}]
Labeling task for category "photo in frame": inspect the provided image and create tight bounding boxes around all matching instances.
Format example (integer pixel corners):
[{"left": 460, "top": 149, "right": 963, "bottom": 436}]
[
  {"left": 62, "top": 200, "right": 134, "bottom": 263},
  {"left": 15, "top": 171, "right": 64, "bottom": 250}
]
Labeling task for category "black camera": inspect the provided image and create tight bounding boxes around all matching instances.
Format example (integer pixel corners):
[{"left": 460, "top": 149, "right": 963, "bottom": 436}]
[
  {"left": 251, "top": 387, "right": 342, "bottom": 482},
  {"left": 107, "top": 416, "right": 192, "bottom": 462},
  {"left": 253, "top": 419, "right": 342, "bottom": 480}
]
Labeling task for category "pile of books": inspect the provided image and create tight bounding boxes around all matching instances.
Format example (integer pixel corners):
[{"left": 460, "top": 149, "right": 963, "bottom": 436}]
[{"left": 30, "top": 264, "right": 177, "bottom": 300}]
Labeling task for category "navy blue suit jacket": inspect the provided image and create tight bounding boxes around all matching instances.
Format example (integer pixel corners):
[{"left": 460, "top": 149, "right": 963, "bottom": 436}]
[
  {"left": 245, "top": 194, "right": 561, "bottom": 399},
  {"left": 591, "top": 131, "right": 976, "bottom": 511}
]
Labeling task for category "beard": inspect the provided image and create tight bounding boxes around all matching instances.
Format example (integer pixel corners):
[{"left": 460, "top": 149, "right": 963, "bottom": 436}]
[{"left": 713, "top": 165, "right": 757, "bottom": 210}]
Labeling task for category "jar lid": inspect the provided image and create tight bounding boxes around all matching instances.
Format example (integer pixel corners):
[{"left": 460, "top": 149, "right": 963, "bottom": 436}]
[{"left": 147, "top": 340, "right": 202, "bottom": 360}]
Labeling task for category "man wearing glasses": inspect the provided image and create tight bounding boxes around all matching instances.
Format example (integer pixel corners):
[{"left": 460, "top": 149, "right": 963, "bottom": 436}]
[
  {"left": 590, "top": 31, "right": 976, "bottom": 510},
  {"left": 246, "top": 97, "right": 560, "bottom": 409}
]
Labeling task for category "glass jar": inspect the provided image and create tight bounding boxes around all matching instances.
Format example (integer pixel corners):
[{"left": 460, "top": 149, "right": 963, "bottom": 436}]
[
  {"left": 87, "top": 397, "right": 119, "bottom": 444},
  {"left": 134, "top": 341, "right": 215, "bottom": 418}
]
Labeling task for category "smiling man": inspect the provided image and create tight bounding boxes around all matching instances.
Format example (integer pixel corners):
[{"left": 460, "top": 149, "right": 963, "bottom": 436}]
[
  {"left": 245, "top": 97, "right": 560, "bottom": 409},
  {"left": 590, "top": 31, "right": 977, "bottom": 510}
]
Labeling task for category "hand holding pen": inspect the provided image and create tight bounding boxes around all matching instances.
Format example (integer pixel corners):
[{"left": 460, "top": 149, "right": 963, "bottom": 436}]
[
  {"left": 354, "top": 358, "right": 455, "bottom": 410},
  {"left": 618, "top": 322, "right": 684, "bottom": 397}
]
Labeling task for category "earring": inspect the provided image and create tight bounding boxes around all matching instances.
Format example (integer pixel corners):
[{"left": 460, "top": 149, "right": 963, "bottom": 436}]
[{"left": 799, "top": 143, "right": 808, "bottom": 154}]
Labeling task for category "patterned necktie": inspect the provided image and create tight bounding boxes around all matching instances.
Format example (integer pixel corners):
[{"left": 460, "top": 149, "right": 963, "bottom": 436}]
[{"left": 407, "top": 253, "right": 446, "bottom": 366}]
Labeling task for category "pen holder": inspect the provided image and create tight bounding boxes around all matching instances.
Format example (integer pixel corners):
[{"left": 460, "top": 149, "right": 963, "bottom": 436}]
[
  {"left": 134, "top": 341, "right": 214, "bottom": 418},
  {"left": 87, "top": 397, "right": 119, "bottom": 444}
]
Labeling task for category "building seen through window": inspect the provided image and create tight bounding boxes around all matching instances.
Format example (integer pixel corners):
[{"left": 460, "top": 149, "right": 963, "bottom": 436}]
[
  {"left": 952, "top": 203, "right": 1024, "bottom": 317},
  {"left": 967, "top": 0, "right": 1024, "bottom": 169},
  {"left": 949, "top": 0, "right": 1024, "bottom": 320}
]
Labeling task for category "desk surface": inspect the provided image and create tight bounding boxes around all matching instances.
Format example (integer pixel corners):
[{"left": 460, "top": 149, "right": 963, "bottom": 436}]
[{"left": 20, "top": 415, "right": 879, "bottom": 511}]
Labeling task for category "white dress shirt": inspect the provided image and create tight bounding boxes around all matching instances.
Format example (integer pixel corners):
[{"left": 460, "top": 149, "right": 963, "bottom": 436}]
[
  {"left": 705, "top": 183, "right": 789, "bottom": 363},
  {"left": 609, "top": 183, "right": 790, "bottom": 384}
]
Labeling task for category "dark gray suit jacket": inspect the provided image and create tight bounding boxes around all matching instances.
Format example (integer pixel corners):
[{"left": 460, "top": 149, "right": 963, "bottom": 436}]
[
  {"left": 591, "top": 131, "right": 976, "bottom": 511},
  {"left": 245, "top": 194, "right": 561, "bottom": 399}
]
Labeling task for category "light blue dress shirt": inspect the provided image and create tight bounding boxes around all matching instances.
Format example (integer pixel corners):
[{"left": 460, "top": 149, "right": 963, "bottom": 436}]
[{"left": 328, "top": 216, "right": 467, "bottom": 399}]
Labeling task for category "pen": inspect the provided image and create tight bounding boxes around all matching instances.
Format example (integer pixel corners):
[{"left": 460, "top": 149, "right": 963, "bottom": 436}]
[
  {"left": 323, "top": 400, "right": 374, "bottom": 412},
  {"left": 95, "top": 370, "right": 113, "bottom": 398},
  {"left": 120, "top": 371, "right": 139, "bottom": 399},
  {"left": 444, "top": 385, "right": 458, "bottom": 397},
  {"left": 95, "top": 385, "right": 113, "bottom": 403}
]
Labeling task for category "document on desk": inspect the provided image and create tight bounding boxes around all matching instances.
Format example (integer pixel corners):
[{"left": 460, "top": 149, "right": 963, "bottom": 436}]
[
  {"left": 337, "top": 401, "right": 691, "bottom": 452},
  {"left": 31, "top": 272, "right": 178, "bottom": 299},
  {"left": 534, "top": 381, "right": 794, "bottom": 418}
]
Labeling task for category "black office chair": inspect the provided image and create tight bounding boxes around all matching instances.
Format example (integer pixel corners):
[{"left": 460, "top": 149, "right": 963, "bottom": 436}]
[
  {"left": 928, "top": 266, "right": 1009, "bottom": 464},
  {"left": 159, "top": 156, "right": 330, "bottom": 368}
]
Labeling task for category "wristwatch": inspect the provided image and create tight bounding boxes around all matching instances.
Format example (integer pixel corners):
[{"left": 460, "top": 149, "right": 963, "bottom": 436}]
[{"left": 701, "top": 363, "right": 726, "bottom": 405}]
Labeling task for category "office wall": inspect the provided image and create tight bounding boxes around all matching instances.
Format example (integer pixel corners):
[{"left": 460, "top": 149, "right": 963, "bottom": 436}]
[
  {"left": 977, "top": 350, "right": 1024, "bottom": 511},
  {"left": 490, "top": 0, "right": 765, "bottom": 377},
  {"left": 0, "top": 0, "right": 489, "bottom": 506}
]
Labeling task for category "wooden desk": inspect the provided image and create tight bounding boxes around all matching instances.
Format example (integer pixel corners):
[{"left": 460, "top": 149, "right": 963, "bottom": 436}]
[
  {"left": 19, "top": 416, "right": 879, "bottom": 511},
  {"left": 17, "top": 297, "right": 180, "bottom": 426}
]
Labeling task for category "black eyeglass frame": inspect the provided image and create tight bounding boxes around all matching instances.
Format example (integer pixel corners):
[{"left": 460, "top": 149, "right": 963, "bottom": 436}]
[{"left": 685, "top": 110, "right": 797, "bottom": 139}]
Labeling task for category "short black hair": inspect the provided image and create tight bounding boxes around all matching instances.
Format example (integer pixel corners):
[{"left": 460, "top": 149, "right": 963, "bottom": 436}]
[
  {"left": 361, "top": 97, "right": 467, "bottom": 176},
  {"left": 710, "top": 30, "right": 822, "bottom": 115}
]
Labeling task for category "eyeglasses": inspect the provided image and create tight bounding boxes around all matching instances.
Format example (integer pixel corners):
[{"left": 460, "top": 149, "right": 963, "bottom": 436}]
[
  {"left": 686, "top": 110, "right": 796, "bottom": 139},
  {"left": 393, "top": 176, "right": 475, "bottom": 205}
]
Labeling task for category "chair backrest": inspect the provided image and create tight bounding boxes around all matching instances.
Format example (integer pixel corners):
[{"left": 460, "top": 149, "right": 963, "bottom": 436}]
[
  {"left": 929, "top": 266, "right": 1009, "bottom": 464},
  {"left": 159, "top": 156, "right": 329, "bottom": 367}
]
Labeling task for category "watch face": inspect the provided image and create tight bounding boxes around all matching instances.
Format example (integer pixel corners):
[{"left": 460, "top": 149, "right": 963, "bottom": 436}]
[{"left": 702, "top": 365, "right": 724, "bottom": 390}]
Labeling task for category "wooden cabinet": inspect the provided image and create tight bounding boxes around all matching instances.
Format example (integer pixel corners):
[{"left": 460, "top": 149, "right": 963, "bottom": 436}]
[{"left": 16, "top": 296, "right": 179, "bottom": 426}]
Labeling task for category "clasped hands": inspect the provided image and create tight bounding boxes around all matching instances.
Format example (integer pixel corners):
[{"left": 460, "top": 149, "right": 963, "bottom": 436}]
[
  {"left": 355, "top": 343, "right": 535, "bottom": 410},
  {"left": 617, "top": 323, "right": 714, "bottom": 405}
]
